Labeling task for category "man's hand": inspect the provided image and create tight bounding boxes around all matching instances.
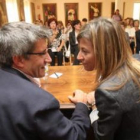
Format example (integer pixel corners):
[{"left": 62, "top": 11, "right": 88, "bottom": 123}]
[{"left": 68, "top": 89, "right": 87, "bottom": 105}]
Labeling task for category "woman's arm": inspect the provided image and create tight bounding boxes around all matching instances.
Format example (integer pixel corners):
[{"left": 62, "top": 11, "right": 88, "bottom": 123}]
[{"left": 92, "top": 88, "right": 123, "bottom": 140}]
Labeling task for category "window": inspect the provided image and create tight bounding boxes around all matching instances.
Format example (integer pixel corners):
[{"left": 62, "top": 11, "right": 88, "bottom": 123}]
[{"left": 133, "top": 3, "right": 140, "bottom": 20}]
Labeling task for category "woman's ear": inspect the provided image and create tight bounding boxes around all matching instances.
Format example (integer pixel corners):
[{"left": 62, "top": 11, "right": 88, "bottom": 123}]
[{"left": 12, "top": 56, "right": 24, "bottom": 68}]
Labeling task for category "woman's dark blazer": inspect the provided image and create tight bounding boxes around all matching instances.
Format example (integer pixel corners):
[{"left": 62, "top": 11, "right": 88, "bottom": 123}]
[
  {"left": 92, "top": 75, "right": 140, "bottom": 140},
  {"left": 0, "top": 67, "right": 90, "bottom": 140},
  {"left": 69, "top": 30, "right": 77, "bottom": 54}
]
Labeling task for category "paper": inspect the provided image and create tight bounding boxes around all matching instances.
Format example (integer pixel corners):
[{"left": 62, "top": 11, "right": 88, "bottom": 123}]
[
  {"left": 49, "top": 72, "right": 63, "bottom": 78},
  {"left": 90, "top": 108, "right": 99, "bottom": 123}
]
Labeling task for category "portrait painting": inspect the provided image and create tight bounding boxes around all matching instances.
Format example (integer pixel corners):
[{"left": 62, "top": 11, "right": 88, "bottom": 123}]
[
  {"left": 17, "top": 0, "right": 25, "bottom": 21},
  {"left": 0, "top": 0, "right": 8, "bottom": 27},
  {"left": 30, "top": 2, "right": 36, "bottom": 23},
  {"left": 43, "top": 3, "right": 57, "bottom": 22},
  {"left": 64, "top": 3, "right": 78, "bottom": 25},
  {"left": 88, "top": 3, "right": 102, "bottom": 20},
  {"left": 111, "top": 2, "right": 115, "bottom": 17}
]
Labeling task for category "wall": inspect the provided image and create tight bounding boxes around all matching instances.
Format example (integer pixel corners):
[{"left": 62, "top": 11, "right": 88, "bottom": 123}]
[{"left": 33, "top": 0, "right": 140, "bottom": 24}]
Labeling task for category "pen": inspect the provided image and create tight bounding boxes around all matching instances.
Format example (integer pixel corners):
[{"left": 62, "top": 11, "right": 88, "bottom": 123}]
[{"left": 54, "top": 72, "right": 59, "bottom": 78}]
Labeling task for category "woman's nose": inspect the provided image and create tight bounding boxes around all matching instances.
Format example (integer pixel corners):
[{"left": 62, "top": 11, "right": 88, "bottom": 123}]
[{"left": 77, "top": 51, "right": 83, "bottom": 60}]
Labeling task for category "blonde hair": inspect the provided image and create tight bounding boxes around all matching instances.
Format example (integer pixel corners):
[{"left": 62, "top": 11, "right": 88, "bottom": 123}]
[{"left": 77, "top": 17, "right": 140, "bottom": 90}]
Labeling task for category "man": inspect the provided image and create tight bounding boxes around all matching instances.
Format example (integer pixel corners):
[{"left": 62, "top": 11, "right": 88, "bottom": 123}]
[
  {"left": 0, "top": 22, "right": 90, "bottom": 140},
  {"left": 136, "top": 29, "right": 140, "bottom": 54}
]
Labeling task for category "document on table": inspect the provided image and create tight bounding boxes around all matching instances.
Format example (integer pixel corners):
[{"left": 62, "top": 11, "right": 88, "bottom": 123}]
[{"left": 49, "top": 72, "right": 63, "bottom": 78}]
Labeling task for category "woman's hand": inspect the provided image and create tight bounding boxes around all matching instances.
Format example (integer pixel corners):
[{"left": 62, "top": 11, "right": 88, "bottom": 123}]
[
  {"left": 87, "top": 91, "right": 96, "bottom": 109},
  {"left": 57, "top": 47, "right": 61, "bottom": 52},
  {"left": 68, "top": 89, "right": 87, "bottom": 105}
]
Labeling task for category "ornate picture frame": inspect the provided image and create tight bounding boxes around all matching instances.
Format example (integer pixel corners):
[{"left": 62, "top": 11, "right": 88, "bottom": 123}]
[
  {"left": 17, "top": 0, "right": 25, "bottom": 21},
  {"left": 30, "top": 2, "right": 36, "bottom": 23},
  {"left": 42, "top": 3, "right": 57, "bottom": 22},
  {"left": 0, "top": 0, "right": 8, "bottom": 27},
  {"left": 64, "top": 3, "right": 78, "bottom": 25},
  {"left": 111, "top": 2, "right": 115, "bottom": 17},
  {"left": 88, "top": 3, "right": 102, "bottom": 20}
]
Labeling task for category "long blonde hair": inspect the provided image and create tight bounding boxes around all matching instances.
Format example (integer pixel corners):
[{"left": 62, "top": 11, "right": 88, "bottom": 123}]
[{"left": 77, "top": 18, "right": 140, "bottom": 90}]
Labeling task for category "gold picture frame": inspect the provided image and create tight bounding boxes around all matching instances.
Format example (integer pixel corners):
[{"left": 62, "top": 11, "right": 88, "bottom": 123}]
[
  {"left": 42, "top": 3, "right": 57, "bottom": 22},
  {"left": 17, "top": 0, "right": 25, "bottom": 21},
  {"left": 64, "top": 3, "right": 78, "bottom": 25},
  {"left": 111, "top": 2, "right": 115, "bottom": 17},
  {"left": 88, "top": 3, "right": 102, "bottom": 20},
  {"left": 30, "top": 2, "right": 36, "bottom": 23},
  {"left": 0, "top": 0, "right": 8, "bottom": 27}
]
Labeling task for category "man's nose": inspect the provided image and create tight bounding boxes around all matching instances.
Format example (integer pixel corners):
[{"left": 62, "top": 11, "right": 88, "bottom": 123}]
[{"left": 45, "top": 53, "right": 52, "bottom": 63}]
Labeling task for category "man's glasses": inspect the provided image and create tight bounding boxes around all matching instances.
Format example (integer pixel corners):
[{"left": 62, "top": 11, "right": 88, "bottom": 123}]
[{"left": 26, "top": 47, "right": 51, "bottom": 56}]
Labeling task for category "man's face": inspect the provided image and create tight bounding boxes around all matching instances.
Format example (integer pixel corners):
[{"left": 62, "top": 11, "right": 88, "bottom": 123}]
[{"left": 22, "top": 39, "right": 52, "bottom": 78}]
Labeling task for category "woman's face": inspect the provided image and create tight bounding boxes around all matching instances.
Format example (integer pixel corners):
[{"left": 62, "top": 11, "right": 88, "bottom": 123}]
[
  {"left": 49, "top": 21, "right": 57, "bottom": 29},
  {"left": 134, "top": 21, "right": 139, "bottom": 27},
  {"left": 77, "top": 38, "right": 95, "bottom": 71},
  {"left": 74, "top": 23, "right": 81, "bottom": 31}
]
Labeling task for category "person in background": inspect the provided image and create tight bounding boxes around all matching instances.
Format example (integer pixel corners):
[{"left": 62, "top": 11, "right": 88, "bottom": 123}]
[
  {"left": 125, "top": 18, "right": 135, "bottom": 54},
  {"left": 64, "top": 21, "right": 72, "bottom": 62},
  {"left": 120, "top": 21, "right": 130, "bottom": 44},
  {"left": 70, "top": 17, "right": 140, "bottom": 140},
  {"left": 57, "top": 20, "right": 65, "bottom": 34},
  {"left": 44, "top": 20, "right": 49, "bottom": 29},
  {"left": 112, "top": 9, "right": 122, "bottom": 22},
  {"left": 0, "top": 22, "right": 90, "bottom": 140},
  {"left": 134, "top": 20, "right": 140, "bottom": 54},
  {"left": 134, "top": 20, "right": 140, "bottom": 31},
  {"left": 135, "top": 29, "right": 140, "bottom": 54},
  {"left": 48, "top": 18, "right": 65, "bottom": 66},
  {"left": 81, "top": 18, "right": 88, "bottom": 27},
  {"left": 69, "top": 19, "right": 81, "bottom": 65}
]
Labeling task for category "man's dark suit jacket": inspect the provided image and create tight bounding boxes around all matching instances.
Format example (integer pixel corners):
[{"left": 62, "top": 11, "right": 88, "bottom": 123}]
[
  {"left": 136, "top": 30, "right": 140, "bottom": 54},
  {"left": 0, "top": 67, "right": 90, "bottom": 140},
  {"left": 92, "top": 75, "right": 140, "bottom": 140}
]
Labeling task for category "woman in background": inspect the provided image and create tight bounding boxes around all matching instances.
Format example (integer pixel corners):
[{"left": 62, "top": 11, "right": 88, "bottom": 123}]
[
  {"left": 69, "top": 20, "right": 81, "bottom": 65},
  {"left": 48, "top": 18, "right": 65, "bottom": 66},
  {"left": 112, "top": 9, "right": 122, "bottom": 22},
  {"left": 69, "top": 18, "right": 140, "bottom": 140}
]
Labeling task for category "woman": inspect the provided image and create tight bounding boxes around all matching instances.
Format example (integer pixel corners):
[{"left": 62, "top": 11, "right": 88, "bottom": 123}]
[
  {"left": 69, "top": 19, "right": 81, "bottom": 65},
  {"left": 48, "top": 18, "right": 65, "bottom": 66},
  {"left": 125, "top": 18, "right": 135, "bottom": 54},
  {"left": 112, "top": 9, "right": 122, "bottom": 22},
  {"left": 69, "top": 18, "right": 140, "bottom": 140}
]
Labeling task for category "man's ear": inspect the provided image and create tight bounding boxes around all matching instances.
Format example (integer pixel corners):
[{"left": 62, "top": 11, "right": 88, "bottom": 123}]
[{"left": 12, "top": 56, "right": 24, "bottom": 68}]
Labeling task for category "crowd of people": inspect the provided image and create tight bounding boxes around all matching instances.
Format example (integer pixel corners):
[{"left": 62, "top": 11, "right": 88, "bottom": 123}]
[
  {"left": 34, "top": 10, "right": 140, "bottom": 66},
  {"left": 112, "top": 9, "right": 140, "bottom": 54}
]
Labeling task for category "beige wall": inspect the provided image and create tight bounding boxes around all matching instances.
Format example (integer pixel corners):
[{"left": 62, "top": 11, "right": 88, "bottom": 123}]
[{"left": 33, "top": 0, "right": 140, "bottom": 25}]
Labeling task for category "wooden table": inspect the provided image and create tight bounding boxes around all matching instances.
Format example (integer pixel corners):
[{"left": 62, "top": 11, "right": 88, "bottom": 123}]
[{"left": 40, "top": 65, "right": 97, "bottom": 109}]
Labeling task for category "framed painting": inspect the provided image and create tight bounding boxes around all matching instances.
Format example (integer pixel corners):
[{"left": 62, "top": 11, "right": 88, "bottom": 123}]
[
  {"left": 88, "top": 3, "right": 102, "bottom": 20},
  {"left": 64, "top": 3, "right": 78, "bottom": 25},
  {"left": 0, "top": 0, "right": 8, "bottom": 27},
  {"left": 30, "top": 2, "right": 36, "bottom": 23},
  {"left": 17, "top": 0, "right": 25, "bottom": 21},
  {"left": 42, "top": 3, "right": 57, "bottom": 22},
  {"left": 111, "top": 2, "right": 115, "bottom": 17}
]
